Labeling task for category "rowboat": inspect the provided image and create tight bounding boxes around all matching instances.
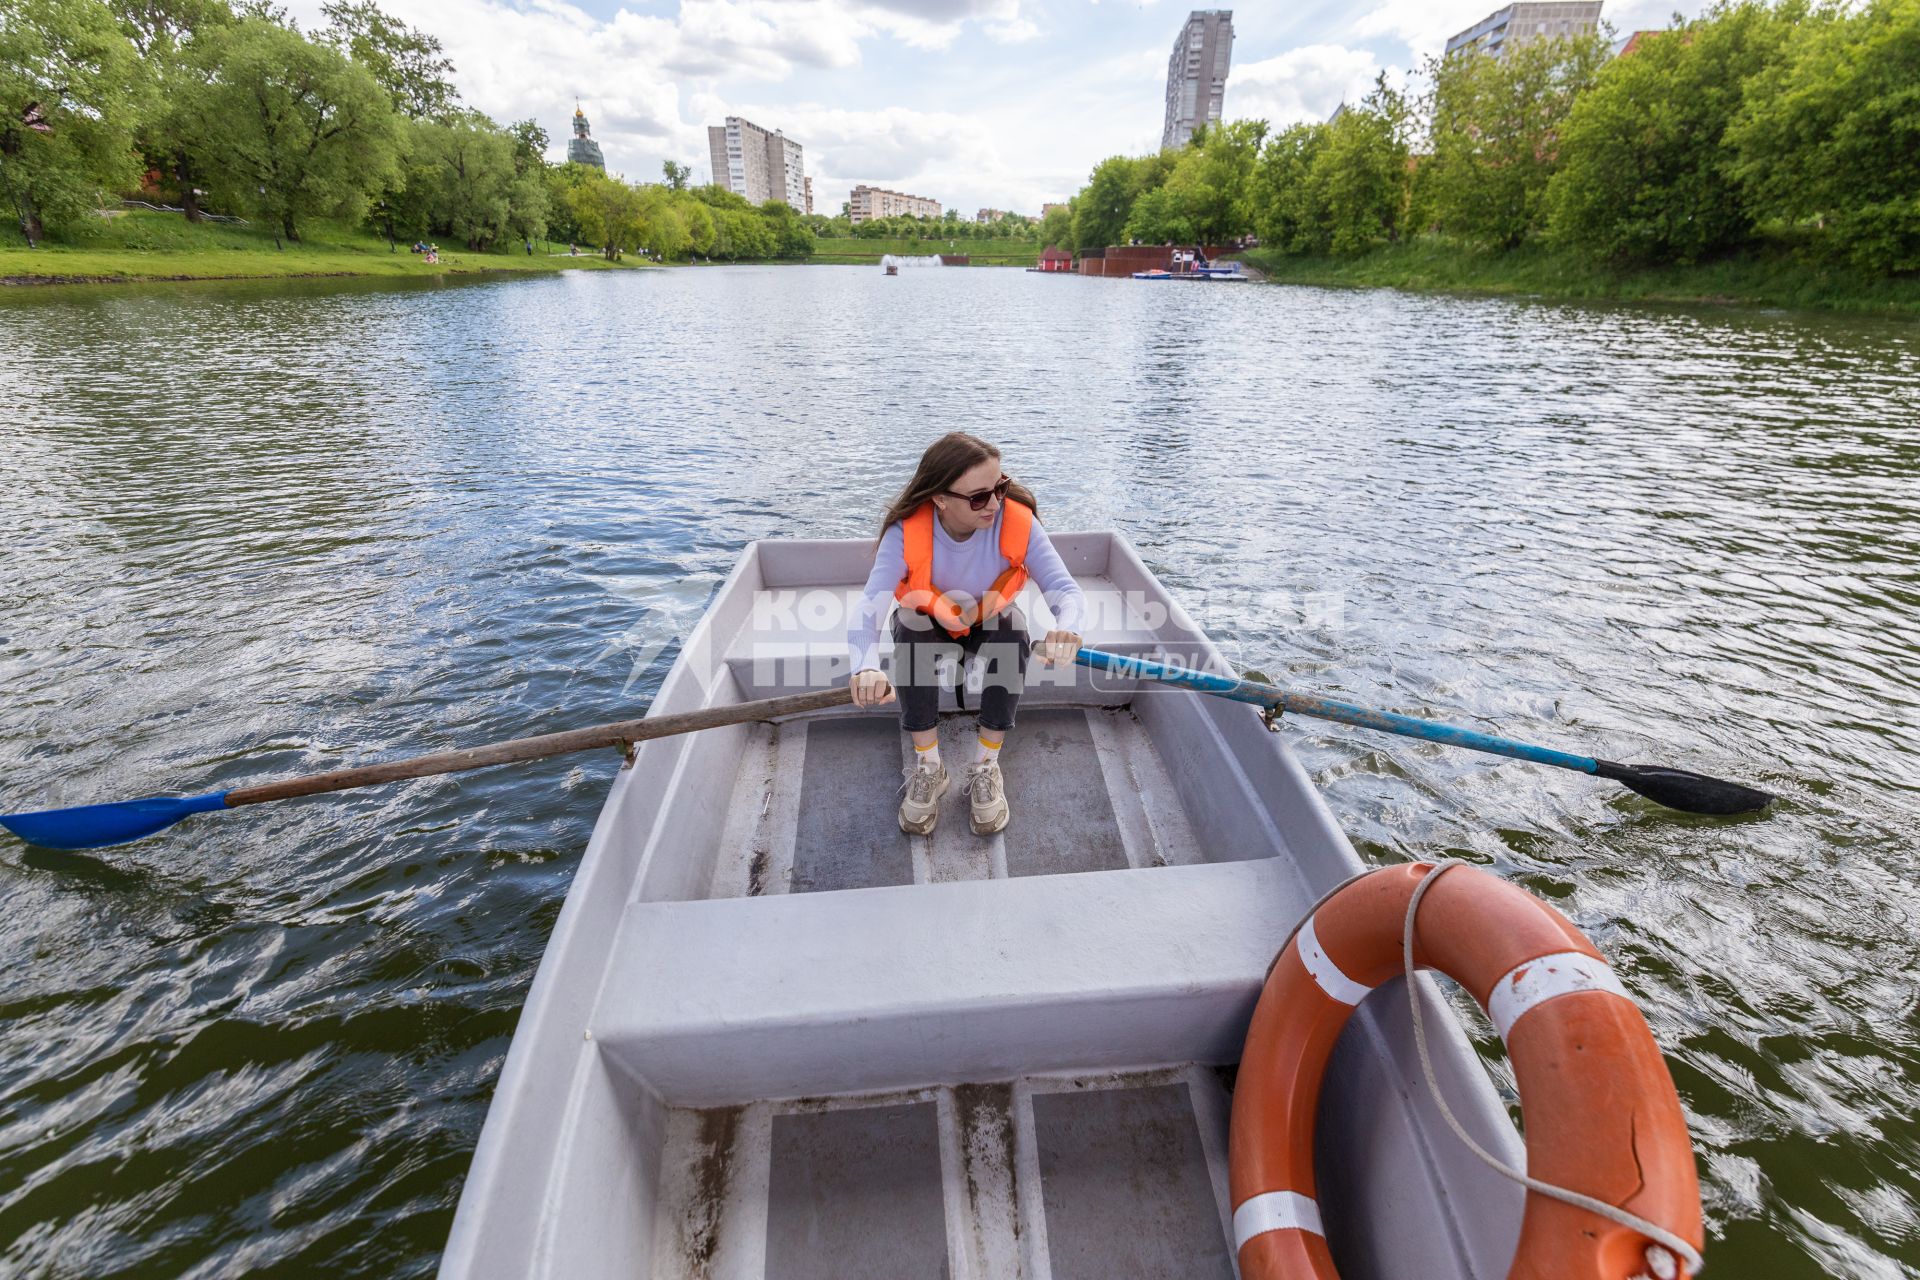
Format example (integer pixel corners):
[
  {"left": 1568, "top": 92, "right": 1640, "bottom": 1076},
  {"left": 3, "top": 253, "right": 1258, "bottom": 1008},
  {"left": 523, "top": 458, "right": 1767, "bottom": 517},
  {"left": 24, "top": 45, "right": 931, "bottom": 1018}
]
[{"left": 439, "top": 529, "right": 1531, "bottom": 1279}]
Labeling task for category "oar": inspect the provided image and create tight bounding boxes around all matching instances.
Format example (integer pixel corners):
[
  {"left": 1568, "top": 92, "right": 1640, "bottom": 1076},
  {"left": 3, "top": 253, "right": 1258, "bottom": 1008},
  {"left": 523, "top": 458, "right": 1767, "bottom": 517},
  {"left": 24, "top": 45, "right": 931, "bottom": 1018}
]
[
  {"left": 1, "top": 687, "right": 855, "bottom": 851},
  {"left": 1074, "top": 648, "right": 1774, "bottom": 816}
]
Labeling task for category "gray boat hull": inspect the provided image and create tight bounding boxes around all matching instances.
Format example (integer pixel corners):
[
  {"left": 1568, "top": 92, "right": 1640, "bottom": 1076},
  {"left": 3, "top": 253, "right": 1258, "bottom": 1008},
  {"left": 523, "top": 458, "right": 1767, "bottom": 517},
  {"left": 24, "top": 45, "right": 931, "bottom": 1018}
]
[{"left": 441, "top": 532, "right": 1526, "bottom": 1278}]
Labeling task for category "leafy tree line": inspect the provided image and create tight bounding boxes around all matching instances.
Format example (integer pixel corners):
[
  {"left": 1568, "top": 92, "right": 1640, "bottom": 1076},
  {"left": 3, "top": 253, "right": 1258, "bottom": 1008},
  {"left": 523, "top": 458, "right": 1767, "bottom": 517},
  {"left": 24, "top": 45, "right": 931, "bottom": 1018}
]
[
  {"left": 1051, "top": 0, "right": 1918, "bottom": 274},
  {"left": 0, "top": 0, "right": 812, "bottom": 260},
  {"left": 802, "top": 209, "right": 1039, "bottom": 241}
]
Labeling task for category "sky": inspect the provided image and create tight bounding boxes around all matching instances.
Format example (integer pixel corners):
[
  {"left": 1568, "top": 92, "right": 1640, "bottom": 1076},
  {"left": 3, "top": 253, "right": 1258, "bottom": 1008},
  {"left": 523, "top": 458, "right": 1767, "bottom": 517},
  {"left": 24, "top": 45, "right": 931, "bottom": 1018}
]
[{"left": 283, "top": 0, "right": 1708, "bottom": 218}]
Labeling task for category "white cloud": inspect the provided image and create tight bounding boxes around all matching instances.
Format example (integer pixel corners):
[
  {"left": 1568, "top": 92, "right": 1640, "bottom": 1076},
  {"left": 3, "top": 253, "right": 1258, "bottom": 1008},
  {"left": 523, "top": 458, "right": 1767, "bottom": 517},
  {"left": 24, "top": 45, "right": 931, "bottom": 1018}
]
[
  {"left": 1351, "top": 0, "right": 1503, "bottom": 60},
  {"left": 1228, "top": 44, "right": 1385, "bottom": 129},
  {"left": 282, "top": 0, "right": 1049, "bottom": 181},
  {"left": 743, "top": 103, "right": 1007, "bottom": 212}
]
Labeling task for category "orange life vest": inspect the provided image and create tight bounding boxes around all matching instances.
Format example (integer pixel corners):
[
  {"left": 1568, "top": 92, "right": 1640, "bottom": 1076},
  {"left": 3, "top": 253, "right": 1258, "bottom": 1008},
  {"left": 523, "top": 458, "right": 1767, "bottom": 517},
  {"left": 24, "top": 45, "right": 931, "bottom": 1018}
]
[{"left": 894, "top": 499, "right": 1033, "bottom": 638}]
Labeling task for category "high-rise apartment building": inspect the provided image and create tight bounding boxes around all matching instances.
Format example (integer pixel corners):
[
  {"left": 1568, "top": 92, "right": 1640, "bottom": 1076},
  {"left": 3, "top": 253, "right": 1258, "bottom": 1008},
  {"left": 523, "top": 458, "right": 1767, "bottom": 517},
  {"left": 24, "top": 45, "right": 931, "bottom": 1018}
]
[
  {"left": 847, "top": 186, "right": 940, "bottom": 224},
  {"left": 1162, "top": 10, "right": 1234, "bottom": 150},
  {"left": 1444, "top": 2, "right": 1604, "bottom": 57},
  {"left": 705, "top": 116, "right": 807, "bottom": 209}
]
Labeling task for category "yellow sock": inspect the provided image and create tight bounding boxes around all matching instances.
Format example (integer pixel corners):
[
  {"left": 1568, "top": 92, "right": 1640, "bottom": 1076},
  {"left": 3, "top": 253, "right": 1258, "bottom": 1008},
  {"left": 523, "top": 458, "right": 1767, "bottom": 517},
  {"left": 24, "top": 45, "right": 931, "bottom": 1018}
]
[
  {"left": 975, "top": 732, "right": 1003, "bottom": 764},
  {"left": 914, "top": 739, "right": 941, "bottom": 771}
]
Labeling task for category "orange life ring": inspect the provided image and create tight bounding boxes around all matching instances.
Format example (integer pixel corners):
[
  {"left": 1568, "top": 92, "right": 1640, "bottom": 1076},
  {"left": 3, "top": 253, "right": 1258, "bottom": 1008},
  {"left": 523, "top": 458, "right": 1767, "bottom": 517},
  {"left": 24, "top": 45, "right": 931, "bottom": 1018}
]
[{"left": 1228, "top": 862, "right": 1704, "bottom": 1280}]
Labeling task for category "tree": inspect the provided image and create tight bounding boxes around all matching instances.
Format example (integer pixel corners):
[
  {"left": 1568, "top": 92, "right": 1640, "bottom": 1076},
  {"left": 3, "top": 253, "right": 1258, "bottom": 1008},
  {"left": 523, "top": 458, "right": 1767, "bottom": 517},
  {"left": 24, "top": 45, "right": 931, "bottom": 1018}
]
[
  {"left": 1727, "top": 0, "right": 1920, "bottom": 273},
  {"left": 1070, "top": 155, "right": 1142, "bottom": 251},
  {"left": 1127, "top": 117, "right": 1268, "bottom": 244},
  {"left": 633, "top": 185, "right": 689, "bottom": 258},
  {"left": 321, "top": 0, "right": 456, "bottom": 120},
  {"left": 1037, "top": 201, "right": 1071, "bottom": 250},
  {"left": 1547, "top": 4, "right": 1799, "bottom": 264},
  {"left": 662, "top": 158, "right": 690, "bottom": 190},
  {"left": 1416, "top": 32, "right": 1610, "bottom": 248},
  {"left": 182, "top": 17, "right": 406, "bottom": 241},
  {"left": 757, "top": 197, "right": 813, "bottom": 257},
  {"left": 412, "top": 115, "right": 545, "bottom": 250},
  {"left": 1253, "top": 122, "right": 1329, "bottom": 252},
  {"left": 1312, "top": 77, "right": 1412, "bottom": 254},
  {"left": 509, "top": 118, "right": 548, "bottom": 174},
  {"left": 568, "top": 171, "right": 641, "bottom": 258},
  {"left": 683, "top": 198, "right": 714, "bottom": 254},
  {"left": 110, "top": 0, "right": 234, "bottom": 222},
  {"left": 542, "top": 160, "right": 594, "bottom": 243},
  {"left": 0, "top": 0, "right": 142, "bottom": 244}
]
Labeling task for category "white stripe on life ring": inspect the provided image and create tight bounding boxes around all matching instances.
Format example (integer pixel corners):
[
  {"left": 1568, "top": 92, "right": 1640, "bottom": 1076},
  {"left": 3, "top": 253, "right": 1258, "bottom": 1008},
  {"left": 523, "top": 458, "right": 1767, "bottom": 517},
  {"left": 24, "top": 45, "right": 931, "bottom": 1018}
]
[
  {"left": 1297, "top": 913, "right": 1373, "bottom": 1006},
  {"left": 1486, "top": 950, "right": 1629, "bottom": 1039},
  {"left": 1233, "top": 1190, "right": 1325, "bottom": 1250}
]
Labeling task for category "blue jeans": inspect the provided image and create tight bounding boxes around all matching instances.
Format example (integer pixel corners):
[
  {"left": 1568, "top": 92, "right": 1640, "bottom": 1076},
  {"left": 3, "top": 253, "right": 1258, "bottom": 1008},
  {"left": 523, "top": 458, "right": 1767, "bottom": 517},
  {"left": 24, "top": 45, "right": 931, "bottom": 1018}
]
[{"left": 890, "top": 606, "right": 1031, "bottom": 734}]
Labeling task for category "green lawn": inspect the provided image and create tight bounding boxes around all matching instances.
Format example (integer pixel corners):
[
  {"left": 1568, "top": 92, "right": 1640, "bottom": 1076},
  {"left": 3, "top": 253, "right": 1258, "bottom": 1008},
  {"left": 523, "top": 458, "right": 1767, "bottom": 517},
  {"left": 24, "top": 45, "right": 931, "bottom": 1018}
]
[
  {"left": 1239, "top": 238, "right": 1920, "bottom": 316},
  {"left": 0, "top": 209, "right": 637, "bottom": 284}
]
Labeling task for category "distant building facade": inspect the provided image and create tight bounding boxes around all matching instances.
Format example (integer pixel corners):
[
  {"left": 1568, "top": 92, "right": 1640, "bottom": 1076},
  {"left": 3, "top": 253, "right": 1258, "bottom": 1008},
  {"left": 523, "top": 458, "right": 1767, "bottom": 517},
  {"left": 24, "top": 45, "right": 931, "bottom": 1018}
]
[
  {"left": 976, "top": 207, "right": 1010, "bottom": 223},
  {"left": 1163, "top": 10, "right": 1234, "bottom": 149},
  {"left": 1041, "top": 202, "right": 1069, "bottom": 218},
  {"left": 804, "top": 176, "right": 814, "bottom": 214},
  {"left": 568, "top": 105, "right": 605, "bottom": 169},
  {"left": 706, "top": 116, "right": 807, "bottom": 208},
  {"left": 1612, "top": 28, "right": 1658, "bottom": 57},
  {"left": 848, "top": 185, "right": 940, "bottom": 223},
  {"left": 1444, "top": 2, "right": 1604, "bottom": 58}
]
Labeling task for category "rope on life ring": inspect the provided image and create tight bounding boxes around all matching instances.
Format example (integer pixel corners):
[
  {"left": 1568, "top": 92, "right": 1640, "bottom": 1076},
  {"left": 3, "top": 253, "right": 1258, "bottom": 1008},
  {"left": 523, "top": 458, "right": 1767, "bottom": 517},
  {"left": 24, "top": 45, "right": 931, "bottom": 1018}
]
[{"left": 1228, "top": 860, "right": 1706, "bottom": 1280}]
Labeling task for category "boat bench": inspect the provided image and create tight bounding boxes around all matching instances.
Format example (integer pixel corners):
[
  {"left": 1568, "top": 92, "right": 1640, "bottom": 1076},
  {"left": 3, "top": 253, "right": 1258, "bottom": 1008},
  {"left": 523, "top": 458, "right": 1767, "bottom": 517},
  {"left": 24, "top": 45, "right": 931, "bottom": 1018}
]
[{"left": 590, "top": 859, "right": 1298, "bottom": 1106}]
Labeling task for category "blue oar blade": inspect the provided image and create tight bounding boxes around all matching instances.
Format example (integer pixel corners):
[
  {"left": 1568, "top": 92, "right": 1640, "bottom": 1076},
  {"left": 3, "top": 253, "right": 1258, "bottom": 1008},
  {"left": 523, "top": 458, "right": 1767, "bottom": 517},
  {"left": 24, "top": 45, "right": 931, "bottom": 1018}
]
[{"left": 0, "top": 792, "right": 229, "bottom": 850}]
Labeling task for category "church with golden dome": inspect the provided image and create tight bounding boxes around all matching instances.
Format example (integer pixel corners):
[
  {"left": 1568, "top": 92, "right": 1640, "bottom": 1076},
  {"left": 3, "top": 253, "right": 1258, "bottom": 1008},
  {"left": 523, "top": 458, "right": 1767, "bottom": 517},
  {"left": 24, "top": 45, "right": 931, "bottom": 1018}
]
[{"left": 567, "top": 104, "right": 605, "bottom": 170}]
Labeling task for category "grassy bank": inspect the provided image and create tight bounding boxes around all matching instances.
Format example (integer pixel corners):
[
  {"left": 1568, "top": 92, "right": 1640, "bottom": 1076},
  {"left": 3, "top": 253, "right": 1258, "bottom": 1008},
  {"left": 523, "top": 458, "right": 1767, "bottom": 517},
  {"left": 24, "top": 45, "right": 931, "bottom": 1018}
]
[
  {"left": 1240, "top": 239, "right": 1920, "bottom": 316},
  {"left": 807, "top": 237, "right": 1042, "bottom": 266},
  {"left": 0, "top": 210, "right": 637, "bottom": 285}
]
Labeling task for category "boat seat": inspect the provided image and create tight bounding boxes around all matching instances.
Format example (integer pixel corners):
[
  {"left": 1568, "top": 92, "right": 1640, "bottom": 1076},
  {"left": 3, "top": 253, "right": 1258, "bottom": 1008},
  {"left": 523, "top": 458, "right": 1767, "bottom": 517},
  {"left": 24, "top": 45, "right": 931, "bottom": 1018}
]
[
  {"left": 589, "top": 859, "right": 1307, "bottom": 1107},
  {"left": 719, "top": 576, "right": 1172, "bottom": 700}
]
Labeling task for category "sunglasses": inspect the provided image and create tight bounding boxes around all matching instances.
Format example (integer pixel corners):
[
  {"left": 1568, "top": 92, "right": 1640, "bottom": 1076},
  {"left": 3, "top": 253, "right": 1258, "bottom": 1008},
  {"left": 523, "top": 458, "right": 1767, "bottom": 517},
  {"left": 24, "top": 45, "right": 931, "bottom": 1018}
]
[{"left": 944, "top": 476, "right": 1012, "bottom": 511}]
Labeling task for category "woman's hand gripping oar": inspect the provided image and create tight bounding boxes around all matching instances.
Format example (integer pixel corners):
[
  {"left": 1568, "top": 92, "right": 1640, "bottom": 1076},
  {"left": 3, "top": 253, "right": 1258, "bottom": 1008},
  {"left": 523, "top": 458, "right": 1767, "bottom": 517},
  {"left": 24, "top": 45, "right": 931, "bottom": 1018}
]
[{"left": 1074, "top": 647, "right": 1775, "bottom": 816}]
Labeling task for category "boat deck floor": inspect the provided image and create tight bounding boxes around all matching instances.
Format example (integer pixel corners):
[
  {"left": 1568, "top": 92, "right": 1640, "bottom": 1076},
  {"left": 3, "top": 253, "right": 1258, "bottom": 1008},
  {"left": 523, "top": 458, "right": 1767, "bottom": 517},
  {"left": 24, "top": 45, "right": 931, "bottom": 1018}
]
[
  {"left": 706, "top": 704, "right": 1203, "bottom": 898},
  {"left": 648, "top": 1066, "right": 1238, "bottom": 1280}
]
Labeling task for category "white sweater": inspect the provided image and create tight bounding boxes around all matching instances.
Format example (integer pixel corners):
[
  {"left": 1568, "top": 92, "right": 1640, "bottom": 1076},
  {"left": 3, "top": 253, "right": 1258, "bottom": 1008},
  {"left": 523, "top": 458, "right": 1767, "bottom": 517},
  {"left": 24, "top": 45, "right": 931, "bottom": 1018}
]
[{"left": 847, "top": 508, "right": 1087, "bottom": 675}]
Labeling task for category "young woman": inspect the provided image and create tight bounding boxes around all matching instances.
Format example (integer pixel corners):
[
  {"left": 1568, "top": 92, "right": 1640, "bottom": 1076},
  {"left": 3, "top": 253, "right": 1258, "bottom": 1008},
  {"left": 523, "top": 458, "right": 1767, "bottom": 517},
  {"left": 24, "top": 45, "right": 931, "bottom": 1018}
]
[{"left": 848, "top": 433, "right": 1086, "bottom": 836}]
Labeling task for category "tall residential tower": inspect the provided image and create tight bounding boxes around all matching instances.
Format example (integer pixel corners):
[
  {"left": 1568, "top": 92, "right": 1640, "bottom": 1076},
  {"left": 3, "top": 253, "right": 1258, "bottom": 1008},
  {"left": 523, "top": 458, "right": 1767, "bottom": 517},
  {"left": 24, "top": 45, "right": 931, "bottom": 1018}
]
[
  {"left": 1162, "top": 10, "right": 1234, "bottom": 150},
  {"left": 706, "top": 116, "right": 807, "bottom": 209}
]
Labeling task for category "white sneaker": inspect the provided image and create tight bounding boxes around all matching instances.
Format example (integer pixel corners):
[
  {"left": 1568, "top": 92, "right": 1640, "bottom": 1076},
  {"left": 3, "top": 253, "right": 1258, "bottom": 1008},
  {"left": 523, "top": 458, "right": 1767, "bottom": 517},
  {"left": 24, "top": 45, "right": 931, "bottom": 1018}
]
[
  {"left": 898, "top": 761, "right": 950, "bottom": 835},
  {"left": 961, "top": 759, "right": 1009, "bottom": 835}
]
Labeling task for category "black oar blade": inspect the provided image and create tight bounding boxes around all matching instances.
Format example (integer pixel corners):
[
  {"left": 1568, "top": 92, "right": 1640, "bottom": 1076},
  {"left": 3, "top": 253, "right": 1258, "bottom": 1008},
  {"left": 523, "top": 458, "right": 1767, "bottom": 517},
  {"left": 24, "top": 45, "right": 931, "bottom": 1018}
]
[
  {"left": 0, "top": 792, "right": 229, "bottom": 851},
  {"left": 1593, "top": 761, "right": 1775, "bottom": 816}
]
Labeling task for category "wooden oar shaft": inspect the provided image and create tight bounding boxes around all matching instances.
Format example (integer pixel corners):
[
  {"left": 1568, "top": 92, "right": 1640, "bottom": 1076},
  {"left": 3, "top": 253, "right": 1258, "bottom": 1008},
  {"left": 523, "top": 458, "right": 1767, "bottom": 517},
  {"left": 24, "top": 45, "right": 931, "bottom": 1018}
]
[{"left": 224, "top": 686, "right": 855, "bottom": 808}]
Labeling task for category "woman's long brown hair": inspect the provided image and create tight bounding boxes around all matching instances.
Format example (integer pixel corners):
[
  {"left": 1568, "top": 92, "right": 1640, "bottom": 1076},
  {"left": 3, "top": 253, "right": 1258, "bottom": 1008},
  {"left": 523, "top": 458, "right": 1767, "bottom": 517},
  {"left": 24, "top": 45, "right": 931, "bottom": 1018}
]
[{"left": 877, "top": 432, "right": 1038, "bottom": 542}]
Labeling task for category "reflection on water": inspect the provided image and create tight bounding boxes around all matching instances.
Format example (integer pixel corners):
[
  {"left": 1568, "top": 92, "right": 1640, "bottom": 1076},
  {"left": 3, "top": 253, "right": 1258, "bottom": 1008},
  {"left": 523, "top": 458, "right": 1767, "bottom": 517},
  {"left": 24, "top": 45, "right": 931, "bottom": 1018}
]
[{"left": 2, "top": 268, "right": 1918, "bottom": 1277}]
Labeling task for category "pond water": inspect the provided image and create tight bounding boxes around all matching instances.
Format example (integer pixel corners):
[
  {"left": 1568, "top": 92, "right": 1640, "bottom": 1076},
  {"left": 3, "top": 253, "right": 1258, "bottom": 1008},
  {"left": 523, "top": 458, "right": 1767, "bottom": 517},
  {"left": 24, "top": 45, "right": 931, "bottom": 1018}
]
[{"left": 1, "top": 265, "right": 1916, "bottom": 1276}]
